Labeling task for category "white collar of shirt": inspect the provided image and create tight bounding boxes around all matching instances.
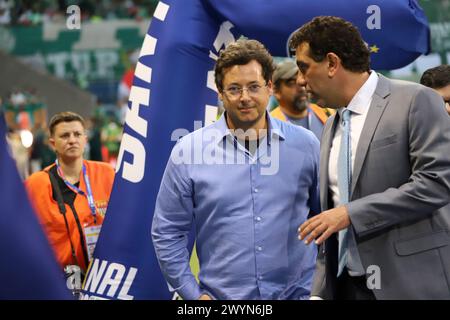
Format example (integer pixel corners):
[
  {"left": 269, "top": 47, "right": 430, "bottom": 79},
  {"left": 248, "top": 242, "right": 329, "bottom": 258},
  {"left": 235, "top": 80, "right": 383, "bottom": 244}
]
[
  {"left": 215, "top": 111, "right": 286, "bottom": 145},
  {"left": 329, "top": 71, "right": 379, "bottom": 207},
  {"left": 338, "top": 71, "right": 379, "bottom": 117}
]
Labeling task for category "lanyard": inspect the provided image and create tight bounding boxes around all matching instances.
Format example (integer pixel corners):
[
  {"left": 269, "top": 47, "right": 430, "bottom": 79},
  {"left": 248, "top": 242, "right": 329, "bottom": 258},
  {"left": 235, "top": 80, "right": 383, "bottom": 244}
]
[{"left": 55, "top": 159, "right": 97, "bottom": 223}]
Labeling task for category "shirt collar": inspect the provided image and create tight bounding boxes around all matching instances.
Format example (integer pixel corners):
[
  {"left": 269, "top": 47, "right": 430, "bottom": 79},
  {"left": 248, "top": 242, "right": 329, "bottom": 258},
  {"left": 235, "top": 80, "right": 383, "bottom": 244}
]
[
  {"left": 214, "top": 112, "right": 285, "bottom": 145},
  {"left": 339, "top": 71, "right": 378, "bottom": 116}
]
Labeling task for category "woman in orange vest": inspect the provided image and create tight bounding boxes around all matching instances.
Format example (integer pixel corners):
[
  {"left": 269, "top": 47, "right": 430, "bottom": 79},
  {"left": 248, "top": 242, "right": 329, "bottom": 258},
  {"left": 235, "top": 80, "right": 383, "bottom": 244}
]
[{"left": 25, "top": 112, "right": 115, "bottom": 290}]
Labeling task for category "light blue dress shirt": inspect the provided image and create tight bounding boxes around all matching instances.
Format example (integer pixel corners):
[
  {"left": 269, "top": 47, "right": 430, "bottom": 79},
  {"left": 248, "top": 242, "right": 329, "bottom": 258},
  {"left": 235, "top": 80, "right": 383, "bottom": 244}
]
[{"left": 152, "top": 113, "right": 320, "bottom": 300}]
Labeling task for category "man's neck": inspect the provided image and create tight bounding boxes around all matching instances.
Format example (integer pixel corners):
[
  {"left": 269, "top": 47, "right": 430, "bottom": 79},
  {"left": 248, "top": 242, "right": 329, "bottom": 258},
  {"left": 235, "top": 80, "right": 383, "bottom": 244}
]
[
  {"left": 340, "top": 71, "right": 371, "bottom": 107},
  {"left": 58, "top": 157, "right": 83, "bottom": 184},
  {"left": 279, "top": 104, "right": 308, "bottom": 119}
]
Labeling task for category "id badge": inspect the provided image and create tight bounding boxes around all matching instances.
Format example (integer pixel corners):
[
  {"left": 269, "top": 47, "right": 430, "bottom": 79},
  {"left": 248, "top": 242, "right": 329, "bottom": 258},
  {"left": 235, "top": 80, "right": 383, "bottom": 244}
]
[{"left": 84, "top": 225, "right": 102, "bottom": 262}]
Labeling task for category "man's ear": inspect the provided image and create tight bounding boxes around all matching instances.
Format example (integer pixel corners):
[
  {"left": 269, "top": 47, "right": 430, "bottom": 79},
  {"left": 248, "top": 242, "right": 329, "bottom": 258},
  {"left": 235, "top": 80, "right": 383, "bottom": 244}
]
[
  {"left": 273, "top": 90, "right": 281, "bottom": 102},
  {"left": 49, "top": 137, "right": 56, "bottom": 151},
  {"left": 326, "top": 52, "right": 340, "bottom": 78},
  {"left": 266, "top": 80, "right": 274, "bottom": 96},
  {"left": 272, "top": 83, "right": 281, "bottom": 101}
]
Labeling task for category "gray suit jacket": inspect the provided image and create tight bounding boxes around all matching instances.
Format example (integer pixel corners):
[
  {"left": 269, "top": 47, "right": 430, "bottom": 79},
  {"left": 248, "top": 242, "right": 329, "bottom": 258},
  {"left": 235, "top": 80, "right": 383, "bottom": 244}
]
[{"left": 312, "top": 74, "right": 450, "bottom": 299}]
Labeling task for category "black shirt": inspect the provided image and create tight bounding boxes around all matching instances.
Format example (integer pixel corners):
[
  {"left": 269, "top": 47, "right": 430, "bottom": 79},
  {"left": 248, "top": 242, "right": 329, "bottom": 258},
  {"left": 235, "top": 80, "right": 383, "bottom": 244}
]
[{"left": 49, "top": 165, "right": 78, "bottom": 205}]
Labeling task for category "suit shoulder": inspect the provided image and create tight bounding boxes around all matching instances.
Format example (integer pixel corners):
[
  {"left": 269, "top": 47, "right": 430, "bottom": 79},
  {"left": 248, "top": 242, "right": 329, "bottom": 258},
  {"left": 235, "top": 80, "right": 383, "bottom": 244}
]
[
  {"left": 388, "top": 78, "right": 432, "bottom": 96},
  {"left": 387, "top": 77, "right": 444, "bottom": 106}
]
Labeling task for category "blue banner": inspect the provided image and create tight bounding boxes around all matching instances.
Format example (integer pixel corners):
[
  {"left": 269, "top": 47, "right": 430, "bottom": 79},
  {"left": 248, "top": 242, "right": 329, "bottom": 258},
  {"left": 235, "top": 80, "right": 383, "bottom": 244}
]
[
  {"left": 83, "top": 0, "right": 430, "bottom": 299},
  {"left": 0, "top": 114, "right": 71, "bottom": 299}
]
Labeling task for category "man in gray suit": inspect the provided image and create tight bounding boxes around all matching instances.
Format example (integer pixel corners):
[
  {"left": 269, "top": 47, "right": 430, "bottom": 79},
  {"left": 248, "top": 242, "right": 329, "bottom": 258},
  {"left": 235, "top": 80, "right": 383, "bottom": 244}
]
[{"left": 292, "top": 16, "right": 450, "bottom": 299}]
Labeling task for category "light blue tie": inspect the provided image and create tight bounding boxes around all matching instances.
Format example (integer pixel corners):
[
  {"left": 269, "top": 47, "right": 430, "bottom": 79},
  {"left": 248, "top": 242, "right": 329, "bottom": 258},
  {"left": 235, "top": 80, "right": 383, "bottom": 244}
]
[{"left": 337, "top": 109, "right": 351, "bottom": 277}]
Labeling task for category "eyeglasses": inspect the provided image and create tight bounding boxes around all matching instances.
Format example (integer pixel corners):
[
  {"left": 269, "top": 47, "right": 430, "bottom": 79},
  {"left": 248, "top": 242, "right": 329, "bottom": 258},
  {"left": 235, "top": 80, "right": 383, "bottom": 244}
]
[{"left": 223, "top": 83, "right": 268, "bottom": 99}]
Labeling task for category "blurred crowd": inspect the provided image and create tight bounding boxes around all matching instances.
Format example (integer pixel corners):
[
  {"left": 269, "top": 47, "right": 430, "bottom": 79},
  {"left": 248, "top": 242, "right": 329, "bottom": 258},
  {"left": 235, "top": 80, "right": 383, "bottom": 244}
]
[
  {"left": 1, "top": 88, "right": 123, "bottom": 180},
  {"left": 0, "top": 0, "right": 157, "bottom": 26}
]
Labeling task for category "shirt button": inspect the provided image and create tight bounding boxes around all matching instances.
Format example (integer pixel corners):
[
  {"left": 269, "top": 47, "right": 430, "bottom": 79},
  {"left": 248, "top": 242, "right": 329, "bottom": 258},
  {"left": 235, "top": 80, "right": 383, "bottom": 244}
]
[
  {"left": 255, "top": 216, "right": 261, "bottom": 222},
  {"left": 258, "top": 275, "right": 263, "bottom": 280},
  {"left": 256, "top": 246, "right": 262, "bottom": 251},
  {"left": 254, "top": 188, "right": 259, "bottom": 193}
]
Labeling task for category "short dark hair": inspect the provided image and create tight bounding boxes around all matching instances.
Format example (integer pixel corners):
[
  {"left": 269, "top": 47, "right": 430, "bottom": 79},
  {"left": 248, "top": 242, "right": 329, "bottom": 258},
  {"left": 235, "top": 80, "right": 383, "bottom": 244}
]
[
  {"left": 420, "top": 65, "right": 450, "bottom": 89},
  {"left": 49, "top": 111, "right": 85, "bottom": 136},
  {"left": 214, "top": 39, "right": 274, "bottom": 92},
  {"left": 289, "top": 16, "right": 370, "bottom": 73}
]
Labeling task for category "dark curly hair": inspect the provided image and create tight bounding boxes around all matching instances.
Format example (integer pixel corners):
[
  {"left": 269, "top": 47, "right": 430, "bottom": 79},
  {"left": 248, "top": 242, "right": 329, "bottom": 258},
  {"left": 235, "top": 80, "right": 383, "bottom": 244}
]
[
  {"left": 214, "top": 39, "right": 274, "bottom": 92},
  {"left": 420, "top": 65, "right": 450, "bottom": 89},
  {"left": 289, "top": 16, "right": 370, "bottom": 73}
]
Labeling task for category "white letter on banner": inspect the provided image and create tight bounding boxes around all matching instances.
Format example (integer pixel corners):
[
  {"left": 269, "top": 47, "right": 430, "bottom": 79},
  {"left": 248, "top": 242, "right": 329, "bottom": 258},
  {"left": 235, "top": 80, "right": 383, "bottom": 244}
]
[
  {"left": 117, "top": 267, "right": 138, "bottom": 300},
  {"left": 153, "top": 1, "right": 169, "bottom": 21},
  {"left": 96, "top": 263, "right": 126, "bottom": 297},
  {"left": 116, "top": 133, "right": 145, "bottom": 183},
  {"left": 213, "top": 21, "right": 235, "bottom": 52},
  {"left": 83, "top": 259, "right": 108, "bottom": 293},
  {"left": 127, "top": 86, "right": 149, "bottom": 138},
  {"left": 204, "top": 21, "right": 236, "bottom": 126},
  {"left": 134, "top": 34, "right": 157, "bottom": 83},
  {"left": 204, "top": 105, "right": 218, "bottom": 126},
  {"left": 366, "top": 5, "right": 381, "bottom": 30}
]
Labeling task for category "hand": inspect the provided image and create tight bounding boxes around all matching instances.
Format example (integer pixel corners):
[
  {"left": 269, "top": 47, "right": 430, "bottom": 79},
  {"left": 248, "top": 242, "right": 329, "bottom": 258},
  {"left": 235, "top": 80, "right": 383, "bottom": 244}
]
[
  {"left": 298, "top": 206, "right": 351, "bottom": 245},
  {"left": 198, "top": 294, "right": 212, "bottom": 300}
]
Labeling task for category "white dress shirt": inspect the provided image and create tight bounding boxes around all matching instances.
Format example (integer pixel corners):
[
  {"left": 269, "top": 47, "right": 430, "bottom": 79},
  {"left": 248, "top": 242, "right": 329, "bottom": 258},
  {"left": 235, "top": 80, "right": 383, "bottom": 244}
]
[
  {"left": 329, "top": 71, "right": 379, "bottom": 208},
  {"left": 328, "top": 71, "right": 379, "bottom": 277}
]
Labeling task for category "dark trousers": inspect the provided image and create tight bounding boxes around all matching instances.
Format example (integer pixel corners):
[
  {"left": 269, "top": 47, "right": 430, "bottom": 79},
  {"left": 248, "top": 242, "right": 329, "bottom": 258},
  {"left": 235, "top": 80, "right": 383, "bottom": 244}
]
[{"left": 336, "top": 268, "right": 376, "bottom": 300}]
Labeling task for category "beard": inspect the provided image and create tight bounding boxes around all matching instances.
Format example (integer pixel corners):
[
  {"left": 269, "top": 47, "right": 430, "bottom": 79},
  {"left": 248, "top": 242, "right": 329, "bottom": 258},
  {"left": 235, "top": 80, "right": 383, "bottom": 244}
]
[{"left": 293, "top": 96, "right": 309, "bottom": 112}]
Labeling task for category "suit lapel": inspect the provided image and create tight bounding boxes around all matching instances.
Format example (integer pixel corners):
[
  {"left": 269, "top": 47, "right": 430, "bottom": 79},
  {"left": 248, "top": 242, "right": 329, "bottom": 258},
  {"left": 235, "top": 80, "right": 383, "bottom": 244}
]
[
  {"left": 320, "top": 114, "right": 339, "bottom": 210},
  {"left": 351, "top": 75, "right": 391, "bottom": 196}
]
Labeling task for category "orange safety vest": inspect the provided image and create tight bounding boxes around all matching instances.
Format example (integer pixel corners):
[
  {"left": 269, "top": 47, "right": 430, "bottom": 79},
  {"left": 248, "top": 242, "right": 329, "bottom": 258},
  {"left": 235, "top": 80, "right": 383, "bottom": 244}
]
[
  {"left": 25, "top": 160, "right": 115, "bottom": 272},
  {"left": 270, "top": 103, "right": 329, "bottom": 124}
]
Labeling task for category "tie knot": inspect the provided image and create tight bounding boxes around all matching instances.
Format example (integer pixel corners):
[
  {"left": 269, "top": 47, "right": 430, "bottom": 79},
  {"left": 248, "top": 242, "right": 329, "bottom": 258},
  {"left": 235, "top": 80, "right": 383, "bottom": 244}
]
[{"left": 341, "top": 109, "right": 351, "bottom": 123}]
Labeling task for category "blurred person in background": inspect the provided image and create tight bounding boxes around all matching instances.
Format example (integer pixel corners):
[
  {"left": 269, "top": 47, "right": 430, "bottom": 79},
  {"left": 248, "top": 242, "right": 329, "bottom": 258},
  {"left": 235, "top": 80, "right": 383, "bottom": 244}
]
[
  {"left": 86, "top": 115, "right": 103, "bottom": 161},
  {"left": 3, "top": 88, "right": 47, "bottom": 134},
  {"left": 25, "top": 111, "right": 114, "bottom": 296},
  {"left": 0, "top": 0, "right": 12, "bottom": 25},
  {"left": 270, "top": 59, "right": 328, "bottom": 140},
  {"left": 3, "top": 88, "right": 48, "bottom": 176},
  {"left": 117, "top": 49, "right": 139, "bottom": 124},
  {"left": 420, "top": 64, "right": 450, "bottom": 115},
  {"left": 6, "top": 128, "right": 29, "bottom": 180},
  {"left": 100, "top": 110, "right": 122, "bottom": 167}
]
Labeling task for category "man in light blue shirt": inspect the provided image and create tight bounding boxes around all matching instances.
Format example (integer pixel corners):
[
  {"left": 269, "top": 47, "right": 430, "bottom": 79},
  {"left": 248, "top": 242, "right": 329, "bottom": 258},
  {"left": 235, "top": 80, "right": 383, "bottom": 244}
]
[{"left": 151, "top": 39, "right": 320, "bottom": 300}]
